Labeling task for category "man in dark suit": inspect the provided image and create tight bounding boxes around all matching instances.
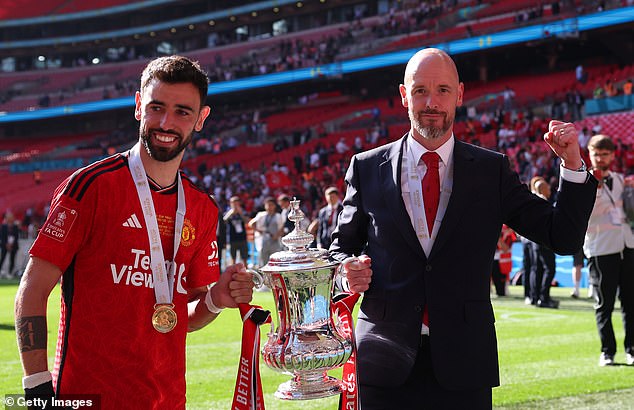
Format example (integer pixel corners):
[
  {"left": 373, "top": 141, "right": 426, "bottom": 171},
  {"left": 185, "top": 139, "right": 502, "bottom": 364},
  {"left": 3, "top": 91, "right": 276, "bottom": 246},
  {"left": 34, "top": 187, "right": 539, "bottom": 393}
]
[
  {"left": 330, "top": 48, "right": 597, "bottom": 409},
  {"left": 0, "top": 212, "right": 20, "bottom": 278},
  {"left": 317, "top": 186, "right": 343, "bottom": 249}
]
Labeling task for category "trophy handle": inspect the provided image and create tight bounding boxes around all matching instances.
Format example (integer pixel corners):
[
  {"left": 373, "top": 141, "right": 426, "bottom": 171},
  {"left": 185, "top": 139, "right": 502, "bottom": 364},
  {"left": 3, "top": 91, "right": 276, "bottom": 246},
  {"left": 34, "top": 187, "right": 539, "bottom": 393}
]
[
  {"left": 247, "top": 268, "right": 266, "bottom": 289},
  {"left": 246, "top": 269, "right": 275, "bottom": 336},
  {"left": 334, "top": 256, "right": 359, "bottom": 282},
  {"left": 335, "top": 256, "right": 359, "bottom": 278}
]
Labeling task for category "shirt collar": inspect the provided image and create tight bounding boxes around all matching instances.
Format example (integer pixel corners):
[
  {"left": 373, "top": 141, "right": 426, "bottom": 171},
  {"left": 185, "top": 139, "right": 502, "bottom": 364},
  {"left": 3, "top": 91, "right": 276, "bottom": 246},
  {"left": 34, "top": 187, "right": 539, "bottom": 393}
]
[{"left": 407, "top": 132, "right": 455, "bottom": 166}]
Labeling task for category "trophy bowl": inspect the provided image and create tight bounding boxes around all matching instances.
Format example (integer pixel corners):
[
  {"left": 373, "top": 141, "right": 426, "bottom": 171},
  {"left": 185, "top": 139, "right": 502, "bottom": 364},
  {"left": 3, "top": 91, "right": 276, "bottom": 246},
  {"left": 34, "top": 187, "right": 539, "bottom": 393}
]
[{"left": 254, "top": 198, "right": 353, "bottom": 400}]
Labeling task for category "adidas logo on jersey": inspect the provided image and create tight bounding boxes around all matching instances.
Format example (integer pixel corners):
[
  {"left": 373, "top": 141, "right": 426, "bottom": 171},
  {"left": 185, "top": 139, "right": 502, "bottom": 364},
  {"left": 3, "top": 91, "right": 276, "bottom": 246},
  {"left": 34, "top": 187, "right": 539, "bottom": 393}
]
[{"left": 122, "top": 214, "right": 142, "bottom": 229}]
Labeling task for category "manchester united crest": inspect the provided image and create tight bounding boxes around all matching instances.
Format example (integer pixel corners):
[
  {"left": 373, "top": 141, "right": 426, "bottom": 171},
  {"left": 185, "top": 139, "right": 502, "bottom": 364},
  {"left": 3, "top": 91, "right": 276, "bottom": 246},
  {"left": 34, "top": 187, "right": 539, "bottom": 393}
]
[{"left": 181, "top": 218, "right": 196, "bottom": 246}]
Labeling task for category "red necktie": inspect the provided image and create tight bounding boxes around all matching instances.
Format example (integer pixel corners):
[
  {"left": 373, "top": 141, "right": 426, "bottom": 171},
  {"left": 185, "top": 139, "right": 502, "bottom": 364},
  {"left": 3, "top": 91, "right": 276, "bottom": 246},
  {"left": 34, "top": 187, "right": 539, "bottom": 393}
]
[
  {"left": 420, "top": 152, "right": 440, "bottom": 328},
  {"left": 421, "top": 152, "right": 440, "bottom": 236}
]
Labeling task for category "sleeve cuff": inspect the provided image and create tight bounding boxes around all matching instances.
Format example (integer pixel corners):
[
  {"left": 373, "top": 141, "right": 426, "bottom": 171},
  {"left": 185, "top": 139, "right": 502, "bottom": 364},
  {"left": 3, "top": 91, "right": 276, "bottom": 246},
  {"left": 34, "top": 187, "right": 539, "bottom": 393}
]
[
  {"left": 22, "top": 371, "right": 52, "bottom": 389},
  {"left": 560, "top": 164, "right": 588, "bottom": 184}
]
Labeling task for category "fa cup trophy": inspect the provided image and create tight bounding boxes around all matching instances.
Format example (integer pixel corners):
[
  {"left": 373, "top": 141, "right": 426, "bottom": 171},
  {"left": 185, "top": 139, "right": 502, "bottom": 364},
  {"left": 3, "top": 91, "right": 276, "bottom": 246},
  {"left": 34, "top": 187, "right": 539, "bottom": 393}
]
[{"left": 253, "top": 198, "right": 354, "bottom": 400}]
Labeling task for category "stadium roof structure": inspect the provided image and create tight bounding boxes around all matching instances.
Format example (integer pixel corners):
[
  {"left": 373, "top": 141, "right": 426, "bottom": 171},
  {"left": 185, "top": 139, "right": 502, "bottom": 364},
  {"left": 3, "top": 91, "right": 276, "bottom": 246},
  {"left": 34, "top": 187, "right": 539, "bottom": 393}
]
[{"left": 1, "top": 5, "right": 633, "bottom": 124}]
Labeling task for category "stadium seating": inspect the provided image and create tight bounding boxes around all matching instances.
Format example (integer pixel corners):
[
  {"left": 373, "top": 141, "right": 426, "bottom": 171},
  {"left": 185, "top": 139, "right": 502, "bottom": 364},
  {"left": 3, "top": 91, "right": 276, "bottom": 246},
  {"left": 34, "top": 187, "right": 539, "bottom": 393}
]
[
  {"left": 3, "top": 0, "right": 634, "bottom": 222},
  {"left": 0, "top": 1, "right": 514, "bottom": 113},
  {"left": 0, "top": 0, "right": 130, "bottom": 19}
]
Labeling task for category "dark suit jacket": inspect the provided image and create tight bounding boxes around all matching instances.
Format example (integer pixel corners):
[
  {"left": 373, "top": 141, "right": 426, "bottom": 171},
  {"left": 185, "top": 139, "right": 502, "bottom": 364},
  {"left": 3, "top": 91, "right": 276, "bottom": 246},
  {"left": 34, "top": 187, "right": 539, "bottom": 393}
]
[
  {"left": 317, "top": 203, "right": 343, "bottom": 249},
  {"left": 330, "top": 136, "right": 597, "bottom": 391},
  {"left": 1, "top": 223, "right": 20, "bottom": 251}
]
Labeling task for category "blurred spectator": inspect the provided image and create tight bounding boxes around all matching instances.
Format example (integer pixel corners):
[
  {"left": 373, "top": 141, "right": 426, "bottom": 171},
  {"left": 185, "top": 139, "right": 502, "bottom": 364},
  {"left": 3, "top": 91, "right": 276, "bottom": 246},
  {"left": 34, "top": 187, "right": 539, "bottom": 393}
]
[
  {"left": 224, "top": 196, "right": 250, "bottom": 265},
  {"left": 491, "top": 225, "right": 516, "bottom": 297},
  {"left": 578, "top": 127, "right": 591, "bottom": 151},
  {"left": 604, "top": 79, "right": 617, "bottom": 97},
  {"left": 593, "top": 83, "right": 605, "bottom": 99},
  {"left": 33, "top": 169, "right": 41, "bottom": 185},
  {"left": 576, "top": 64, "right": 588, "bottom": 84},
  {"left": 503, "top": 86, "right": 516, "bottom": 110},
  {"left": 353, "top": 136, "right": 364, "bottom": 153},
  {"left": 624, "top": 79, "right": 633, "bottom": 95},
  {"left": 0, "top": 212, "right": 20, "bottom": 278},
  {"left": 335, "top": 137, "right": 351, "bottom": 155},
  {"left": 567, "top": 88, "right": 585, "bottom": 121},
  {"left": 529, "top": 179, "right": 559, "bottom": 309},
  {"left": 316, "top": 186, "right": 342, "bottom": 249},
  {"left": 570, "top": 249, "right": 585, "bottom": 299},
  {"left": 277, "top": 194, "right": 296, "bottom": 238},
  {"left": 248, "top": 197, "right": 284, "bottom": 267}
]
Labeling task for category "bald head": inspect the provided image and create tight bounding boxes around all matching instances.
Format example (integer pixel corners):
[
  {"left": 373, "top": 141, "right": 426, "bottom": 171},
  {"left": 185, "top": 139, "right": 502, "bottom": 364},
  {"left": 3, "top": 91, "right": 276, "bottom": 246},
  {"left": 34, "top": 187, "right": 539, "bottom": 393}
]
[
  {"left": 399, "top": 48, "right": 464, "bottom": 149},
  {"left": 403, "top": 48, "right": 460, "bottom": 87}
]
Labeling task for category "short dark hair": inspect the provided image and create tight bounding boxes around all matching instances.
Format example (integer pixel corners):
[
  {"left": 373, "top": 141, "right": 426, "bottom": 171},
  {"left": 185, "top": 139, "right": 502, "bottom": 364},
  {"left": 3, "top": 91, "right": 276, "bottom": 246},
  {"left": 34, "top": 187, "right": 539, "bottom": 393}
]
[
  {"left": 325, "top": 186, "right": 339, "bottom": 196},
  {"left": 588, "top": 134, "right": 615, "bottom": 152},
  {"left": 140, "top": 55, "right": 209, "bottom": 106}
]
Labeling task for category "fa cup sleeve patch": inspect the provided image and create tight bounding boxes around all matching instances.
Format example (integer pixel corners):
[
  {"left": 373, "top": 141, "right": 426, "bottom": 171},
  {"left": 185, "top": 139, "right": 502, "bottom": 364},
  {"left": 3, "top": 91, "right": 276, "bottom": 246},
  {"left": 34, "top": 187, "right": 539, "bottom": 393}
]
[{"left": 41, "top": 204, "right": 78, "bottom": 242}]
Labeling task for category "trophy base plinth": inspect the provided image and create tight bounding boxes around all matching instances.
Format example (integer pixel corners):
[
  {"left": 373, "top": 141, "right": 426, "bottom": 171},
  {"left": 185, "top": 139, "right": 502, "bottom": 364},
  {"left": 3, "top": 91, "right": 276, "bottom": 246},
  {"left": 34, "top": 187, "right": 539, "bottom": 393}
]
[{"left": 274, "top": 371, "right": 343, "bottom": 400}]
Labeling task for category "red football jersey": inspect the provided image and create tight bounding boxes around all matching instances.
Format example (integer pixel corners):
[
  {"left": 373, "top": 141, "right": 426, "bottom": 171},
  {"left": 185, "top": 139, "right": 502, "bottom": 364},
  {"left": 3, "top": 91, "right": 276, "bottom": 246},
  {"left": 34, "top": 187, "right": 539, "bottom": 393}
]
[{"left": 30, "top": 153, "right": 220, "bottom": 409}]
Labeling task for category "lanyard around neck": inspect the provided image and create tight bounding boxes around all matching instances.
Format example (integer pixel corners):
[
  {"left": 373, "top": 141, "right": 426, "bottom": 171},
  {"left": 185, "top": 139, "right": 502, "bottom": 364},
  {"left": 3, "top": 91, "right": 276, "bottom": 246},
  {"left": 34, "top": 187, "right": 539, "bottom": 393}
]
[
  {"left": 129, "top": 143, "right": 186, "bottom": 304},
  {"left": 403, "top": 145, "right": 453, "bottom": 244}
]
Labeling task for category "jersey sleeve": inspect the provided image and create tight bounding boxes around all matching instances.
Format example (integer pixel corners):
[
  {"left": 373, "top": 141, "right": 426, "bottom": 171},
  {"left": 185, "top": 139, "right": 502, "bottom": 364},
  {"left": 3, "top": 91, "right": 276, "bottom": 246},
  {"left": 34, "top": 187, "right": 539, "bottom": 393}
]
[
  {"left": 29, "top": 174, "right": 96, "bottom": 272},
  {"left": 185, "top": 199, "right": 220, "bottom": 289}
]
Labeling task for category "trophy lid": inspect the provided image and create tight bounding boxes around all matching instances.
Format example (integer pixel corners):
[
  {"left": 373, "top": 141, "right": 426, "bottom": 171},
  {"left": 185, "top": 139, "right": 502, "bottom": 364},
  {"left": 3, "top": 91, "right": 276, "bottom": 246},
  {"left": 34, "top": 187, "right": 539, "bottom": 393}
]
[{"left": 260, "top": 198, "right": 337, "bottom": 272}]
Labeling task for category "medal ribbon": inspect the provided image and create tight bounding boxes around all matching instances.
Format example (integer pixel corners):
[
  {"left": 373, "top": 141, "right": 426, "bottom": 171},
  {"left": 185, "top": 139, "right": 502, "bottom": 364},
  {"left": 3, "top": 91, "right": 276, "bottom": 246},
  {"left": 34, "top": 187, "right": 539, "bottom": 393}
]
[
  {"left": 403, "top": 139, "right": 454, "bottom": 256},
  {"left": 334, "top": 292, "right": 361, "bottom": 410},
  {"left": 129, "top": 144, "right": 186, "bottom": 305},
  {"left": 232, "top": 304, "right": 272, "bottom": 410}
]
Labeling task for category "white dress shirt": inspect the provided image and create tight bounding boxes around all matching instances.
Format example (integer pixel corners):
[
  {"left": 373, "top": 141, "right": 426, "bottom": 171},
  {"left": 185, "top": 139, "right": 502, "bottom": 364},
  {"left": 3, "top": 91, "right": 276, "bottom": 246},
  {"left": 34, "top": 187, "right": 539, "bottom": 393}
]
[{"left": 583, "top": 171, "right": 634, "bottom": 257}]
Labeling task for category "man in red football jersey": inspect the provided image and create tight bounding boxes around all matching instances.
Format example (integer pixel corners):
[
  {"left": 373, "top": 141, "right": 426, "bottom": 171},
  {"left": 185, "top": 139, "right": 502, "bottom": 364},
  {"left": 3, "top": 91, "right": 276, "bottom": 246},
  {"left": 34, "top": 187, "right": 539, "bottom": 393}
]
[{"left": 15, "top": 56, "right": 254, "bottom": 409}]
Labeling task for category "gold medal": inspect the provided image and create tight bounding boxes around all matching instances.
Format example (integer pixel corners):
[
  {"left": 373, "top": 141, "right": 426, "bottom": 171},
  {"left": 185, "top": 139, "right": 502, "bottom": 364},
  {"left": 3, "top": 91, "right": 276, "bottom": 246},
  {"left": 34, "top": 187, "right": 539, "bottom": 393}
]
[{"left": 152, "top": 304, "right": 177, "bottom": 333}]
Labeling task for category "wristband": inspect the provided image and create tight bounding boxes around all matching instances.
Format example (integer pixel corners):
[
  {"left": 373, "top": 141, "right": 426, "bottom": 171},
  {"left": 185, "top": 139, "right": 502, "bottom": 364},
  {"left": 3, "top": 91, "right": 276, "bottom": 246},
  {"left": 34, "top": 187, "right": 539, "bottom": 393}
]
[
  {"left": 22, "top": 371, "right": 52, "bottom": 389},
  {"left": 24, "top": 379, "right": 55, "bottom": 410},
  {"left": 205, "top": 284, "right": 224, "bottom": 314}
]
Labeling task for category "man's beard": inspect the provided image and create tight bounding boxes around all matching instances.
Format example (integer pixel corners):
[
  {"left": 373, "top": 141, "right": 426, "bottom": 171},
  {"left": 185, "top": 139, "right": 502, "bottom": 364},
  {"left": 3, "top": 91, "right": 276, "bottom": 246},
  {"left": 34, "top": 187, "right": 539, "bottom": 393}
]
[
  {"left": 410, "top": 109, "right": 453, "bottom": 140},
  {"left": 140, "top": 128, "right": 192, "bottom": 162}
]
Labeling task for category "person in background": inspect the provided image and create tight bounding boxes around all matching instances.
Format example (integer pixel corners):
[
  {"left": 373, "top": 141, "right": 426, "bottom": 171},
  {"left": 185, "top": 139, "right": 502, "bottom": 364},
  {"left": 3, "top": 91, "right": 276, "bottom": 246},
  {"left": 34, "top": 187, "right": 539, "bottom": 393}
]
[
  {"left": 583, "top": 134, "right": 634, "bottom": 367},
  {"left": 248, "top": 196, "right": 284, "bottom": 267},
  {"left": 316, "top": 186, "right": 343, "bottom": 249},
  {"left": 491, "top": 224, "right": 516, "bottom": 297},
  {"left": 529, "top": 179, "right": 559, "bottom": 309},
  {"left": 623, "top": 78, "right": 632, "bottom": 96},
  {"left": 570, "top": 249, "right": 585, "bottom": 299},
  {"left": 0, "top": 212, "right": 20, "bottom": 278},
  {"left": 224, "top": 196, "right": 250, "bottom": 265},
  {"left": 277, "top": 194, "right": 296, "bottom": 238}
]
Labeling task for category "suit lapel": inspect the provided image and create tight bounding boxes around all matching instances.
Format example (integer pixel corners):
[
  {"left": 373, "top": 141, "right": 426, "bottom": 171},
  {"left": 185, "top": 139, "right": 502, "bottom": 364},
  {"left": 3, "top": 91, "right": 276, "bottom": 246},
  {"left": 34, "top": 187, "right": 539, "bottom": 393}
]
[
  {"left": 379, "top": 135, "right": 426, "bottom": 260},
  {"left": 429, "top": 140, "right": 476, "bottom": 260}
]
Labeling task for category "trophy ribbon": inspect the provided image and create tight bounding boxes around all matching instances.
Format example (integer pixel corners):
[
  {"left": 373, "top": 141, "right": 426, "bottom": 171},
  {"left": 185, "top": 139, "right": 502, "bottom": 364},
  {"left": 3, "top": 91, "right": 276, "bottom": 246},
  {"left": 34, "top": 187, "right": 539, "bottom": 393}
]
[
  {"left": 334, "top": 292, "right": 361, "bottom": 410},
  {"left": 232, "top": 303, "right": 272, "bottom": 410}
]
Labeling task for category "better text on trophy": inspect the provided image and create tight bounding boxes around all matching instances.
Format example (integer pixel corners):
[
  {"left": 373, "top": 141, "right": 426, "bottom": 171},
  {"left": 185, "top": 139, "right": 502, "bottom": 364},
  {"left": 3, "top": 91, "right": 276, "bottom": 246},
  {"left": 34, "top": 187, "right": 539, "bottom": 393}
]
[{"left": 252, "top": 198, "right": 353, "bottom": 400}]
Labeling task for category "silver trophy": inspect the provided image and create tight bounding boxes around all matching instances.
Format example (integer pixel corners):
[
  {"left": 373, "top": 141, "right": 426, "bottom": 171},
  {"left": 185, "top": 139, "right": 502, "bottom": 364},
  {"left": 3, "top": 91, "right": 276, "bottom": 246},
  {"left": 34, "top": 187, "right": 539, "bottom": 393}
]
[{"left": 251, "top": 198, "right": 353, "bottom": 400}]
